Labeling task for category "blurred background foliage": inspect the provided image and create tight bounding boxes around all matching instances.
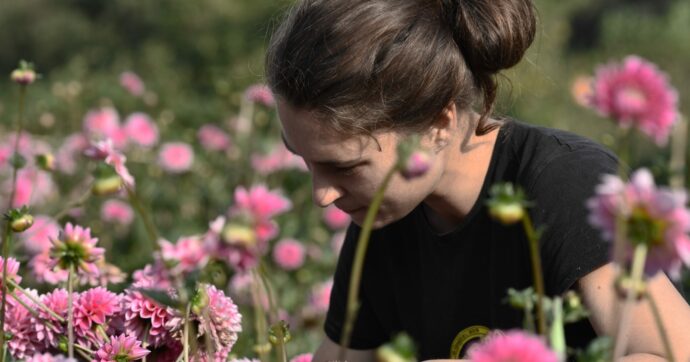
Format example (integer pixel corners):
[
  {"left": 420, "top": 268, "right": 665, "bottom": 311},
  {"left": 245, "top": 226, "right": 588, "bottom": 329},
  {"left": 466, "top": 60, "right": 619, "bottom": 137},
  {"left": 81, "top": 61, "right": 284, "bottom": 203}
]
[{"left": 0, "top": 0, "right": 688, "bottom": 358}]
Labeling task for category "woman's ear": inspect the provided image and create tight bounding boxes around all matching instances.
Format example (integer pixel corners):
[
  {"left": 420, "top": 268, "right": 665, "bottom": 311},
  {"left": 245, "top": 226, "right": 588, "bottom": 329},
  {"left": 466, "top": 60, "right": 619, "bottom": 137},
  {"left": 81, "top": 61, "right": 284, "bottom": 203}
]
[{"left": 430, "top": 102, "right": 458, "bottom": 153}]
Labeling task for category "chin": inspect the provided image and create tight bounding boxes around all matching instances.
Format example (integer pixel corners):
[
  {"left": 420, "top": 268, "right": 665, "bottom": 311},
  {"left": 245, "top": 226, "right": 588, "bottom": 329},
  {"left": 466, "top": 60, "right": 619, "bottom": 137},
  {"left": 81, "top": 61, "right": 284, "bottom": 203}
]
[{"left": 350, "top": 210, "right": 400, "bottom": 230}]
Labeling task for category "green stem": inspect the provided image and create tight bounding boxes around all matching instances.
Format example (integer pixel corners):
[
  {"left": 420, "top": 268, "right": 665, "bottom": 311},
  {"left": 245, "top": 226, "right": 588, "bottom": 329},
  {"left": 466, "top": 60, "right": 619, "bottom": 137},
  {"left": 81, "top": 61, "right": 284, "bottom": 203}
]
[
  {"left": 7, "top": 279, "right": 65, "bottom": 323},
  {"left": 521, "top": 213, "right": 548, "bottom": 337},
  {"left": 75, "top": 347, "right": 92, "bottom": 361},
  {"left": 74, "top": 343, "right": 96, "bottom": 354},
  {"left": 183, "top": 303, "right": 191, "bottom": 362},
  {"left": 612, "top": 127, "right": 631, "bottom": 266},
  {"left": 339, "top": 166, "right": 396, "bottom": 360},
  {"left": 272, "top": 323, "right": 288, "bottom": 362},
  {"left": 96, "top": 324, "right": 111, "bottom": 343},
  {"left": 646, "top": 291, "right": 676, "bottom": 362},
  {"left": 613, "top": 244, "right": 648, "bottom": 360},
  {"left": 52, "top": 186, "right": 92, "bottom": 221},
  {"left": 0, "top": 225, "right": 10, "bottom": 362},
  {"left": 549, "top": 296, "right": 566, "bottom": 361},
  {"left": 67, "top": 265, "right": 75, "bottom": 359},
  {"left": 256, "top": 264, "right": 279, "bottom": 323},
  {"left": 250, "top": 270, "right": 270, "bottom": 362},
  {"left": 126, "top": 185, "right": 159, "bottom": 250}
]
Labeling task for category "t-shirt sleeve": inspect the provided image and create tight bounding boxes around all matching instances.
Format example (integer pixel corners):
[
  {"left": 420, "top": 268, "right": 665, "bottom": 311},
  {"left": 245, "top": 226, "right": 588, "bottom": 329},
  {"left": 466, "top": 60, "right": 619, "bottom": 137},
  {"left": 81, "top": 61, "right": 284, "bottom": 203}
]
[
  {"left": 526, "top": 147, "right": 619, "bottom": 295},
  {"left": 324, "top": 223, "right": 388, "bottom": 349}
]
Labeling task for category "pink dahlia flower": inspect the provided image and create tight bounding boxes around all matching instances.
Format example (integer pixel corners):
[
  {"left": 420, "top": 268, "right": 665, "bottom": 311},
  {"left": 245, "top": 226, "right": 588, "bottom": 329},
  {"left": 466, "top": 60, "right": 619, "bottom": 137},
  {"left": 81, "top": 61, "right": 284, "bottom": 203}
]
[
  {"left": 589, "top": 56, "right": 678, "bottom": 145},
  {"left": 19, "top": 215, "right": 59, "bottom": 254},
  {"left": 323, "top": 205, "right": 351, "bottom": 230},
  {"left": 30, "top": 252, "right": 69, "bottom": 284},
  {"left": 36, "top": 289, "right": 70, "bottom": 349},
  {"left": 50, "top": 223, "right": 105, "bottom": 278},
  {"left": 244, "top": 84, "right": 275, "bottom": 107},
  {"left": 120, "top": 71, "right": 145, "bottom": 97},
  {"left": 587, "top": 168, "right": 690, "bottom": 279},
  {"left": 56, "top": 133, "right": 89, "bottom": 174},
  {"left": 467, "top": 330, "right": 558, "bottom": 362},
  {"left": 74, "top": 287, "right": 120, "bottom": 334},
  {"left": 232, "top": 185, "right": 292, "bottom": 221},
  {"left": 124, "top": 113, "right": 159, "bottom": 147},
  {"left": 85, "top": 139, "right": 135, "bottom": 188},
  {"left": 123, "top": 289, "right": 176, "bottom": 348},
  {"left": 0, "top": 256, "right": 22, "bottom": 289},
  {"left": 6, "top": 168, "right": 56, "bottom": 208},
  {"left": 251, "top": 143, "right": 307, "bottom": 176},
  {"left": 158, "top": 142, "right": 194, "bottom": 173},
  {"left": 198, "top": 124, "right": 231, "bottom": 152},
  {"left": 95, "top": 334, "right": 150, "bottom": 362},
  {"left": 25, "top": 353, "right": 74, "bottom": 362},
  {"left": 83, "top": 107, "right": 121, "bottom": 142},
  {"left": 5, "top": 289, "right": 43, "bottom": 359},
  {"left": 273, "top": 238, "right": 306, "bottom": 270},
  {"left": 101, "top": 199, "right": 134, "bottom": 225},
  {"left": 160, "top": 236, "right": 209, "bottom": 274},
  {"left": 290, "top": 353, "right": 313, "bottom": 362},
  {"left": 309, "top": 279, "right": 333, "bottom": 314}
]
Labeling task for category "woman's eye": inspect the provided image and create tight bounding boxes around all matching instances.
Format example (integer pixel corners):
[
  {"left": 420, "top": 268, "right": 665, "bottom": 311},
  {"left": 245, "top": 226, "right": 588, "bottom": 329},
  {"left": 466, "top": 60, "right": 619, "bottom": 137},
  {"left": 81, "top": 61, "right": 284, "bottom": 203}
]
[{"left": 335, "top": 165, "right": 357, "bottom": 176}]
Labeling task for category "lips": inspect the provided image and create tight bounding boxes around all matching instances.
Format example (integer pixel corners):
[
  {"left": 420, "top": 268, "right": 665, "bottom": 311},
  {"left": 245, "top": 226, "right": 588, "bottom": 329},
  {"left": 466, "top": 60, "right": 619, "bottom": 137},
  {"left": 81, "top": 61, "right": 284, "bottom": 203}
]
[{"left": 336, "top": 205, "right": 363, "bottom": 214}]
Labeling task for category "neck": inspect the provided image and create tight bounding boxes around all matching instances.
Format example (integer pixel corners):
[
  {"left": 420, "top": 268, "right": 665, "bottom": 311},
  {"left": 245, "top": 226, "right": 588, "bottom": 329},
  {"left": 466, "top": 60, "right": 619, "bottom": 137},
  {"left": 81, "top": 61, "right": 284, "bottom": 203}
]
[{"left": 423, "top": 117, "right": 501, "bottom": 230}]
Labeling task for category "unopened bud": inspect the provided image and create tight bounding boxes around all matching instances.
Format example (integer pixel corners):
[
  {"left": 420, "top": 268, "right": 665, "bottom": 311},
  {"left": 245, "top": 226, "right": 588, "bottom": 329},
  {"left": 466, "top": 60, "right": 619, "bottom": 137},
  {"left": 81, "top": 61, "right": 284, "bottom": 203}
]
[
  {"left": 11, "top": 69, "right": 36, "bottom": 85},
  {"left": 488, "top": 203, "right": 525, "bottom": 225},
  {"left": 191, "top": 286, "right": 209, "bottom": 315},
  {"left": 221, "top": 223, "right": 256, "bottom": 248},
  {"left": 397, "top": 136, "right": 431, "bottom": 180},
  {"left": 487, "top": 183, "right": 529, "bottom": 225},
  {"left": 92, "top": 175, "right": 123, "bottom": 196},
  {"left": 36, "top": 153, "right": 55, "bottom": 171},
  {"left": 4, "top": 207, "right": 34, "bottom": 233}
]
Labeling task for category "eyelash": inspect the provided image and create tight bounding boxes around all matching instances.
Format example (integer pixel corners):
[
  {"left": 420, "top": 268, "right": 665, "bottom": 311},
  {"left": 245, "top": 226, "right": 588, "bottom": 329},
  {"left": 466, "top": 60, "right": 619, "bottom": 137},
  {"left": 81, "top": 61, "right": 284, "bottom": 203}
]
[{"left": 336, "top": 165, "right": 358, "bottom": 176}]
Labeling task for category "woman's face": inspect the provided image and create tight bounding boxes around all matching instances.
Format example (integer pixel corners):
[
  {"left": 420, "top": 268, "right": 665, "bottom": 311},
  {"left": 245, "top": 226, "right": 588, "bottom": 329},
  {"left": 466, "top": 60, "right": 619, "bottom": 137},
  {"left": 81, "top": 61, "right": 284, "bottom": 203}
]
[{"left": 277, "top": 100, "right": 446, "bottom": 229}]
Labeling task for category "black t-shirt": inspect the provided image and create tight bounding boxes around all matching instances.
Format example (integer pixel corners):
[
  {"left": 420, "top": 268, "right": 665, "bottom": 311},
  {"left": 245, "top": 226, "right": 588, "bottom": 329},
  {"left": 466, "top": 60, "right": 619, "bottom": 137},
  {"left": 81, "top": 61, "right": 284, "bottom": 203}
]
[{"left": 324, "top": 120, "right": 620, "bottom": 360}]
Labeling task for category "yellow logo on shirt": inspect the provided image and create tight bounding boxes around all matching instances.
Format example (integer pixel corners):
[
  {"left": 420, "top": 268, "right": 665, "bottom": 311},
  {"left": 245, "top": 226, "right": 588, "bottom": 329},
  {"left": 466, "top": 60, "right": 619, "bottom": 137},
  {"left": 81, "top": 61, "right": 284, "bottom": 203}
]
[{"left": 449, "top": 325, "right": 490, "bottom": 359}]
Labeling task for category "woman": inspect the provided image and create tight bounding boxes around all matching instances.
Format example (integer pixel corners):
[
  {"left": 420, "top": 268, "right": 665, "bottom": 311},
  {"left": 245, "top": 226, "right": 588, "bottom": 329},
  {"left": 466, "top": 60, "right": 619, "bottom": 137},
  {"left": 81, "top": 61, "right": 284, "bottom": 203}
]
[{"left": 265, "top": 0, "right": 690, "bottom": 360}]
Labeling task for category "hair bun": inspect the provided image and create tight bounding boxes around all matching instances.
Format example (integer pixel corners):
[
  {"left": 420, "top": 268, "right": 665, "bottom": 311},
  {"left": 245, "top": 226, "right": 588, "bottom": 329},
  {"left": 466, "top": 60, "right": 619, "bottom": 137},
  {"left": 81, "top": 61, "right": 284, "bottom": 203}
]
[{"left": 442, "top": 0, "right": 536, "bottom": 74}]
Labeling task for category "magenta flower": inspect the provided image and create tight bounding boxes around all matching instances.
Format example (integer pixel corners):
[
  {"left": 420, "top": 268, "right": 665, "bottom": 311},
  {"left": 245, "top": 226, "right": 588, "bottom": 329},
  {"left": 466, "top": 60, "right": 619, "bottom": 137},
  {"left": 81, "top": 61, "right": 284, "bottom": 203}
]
[
  {"left": 30, "top": 252, "right": 69, "bottom": 284},
  {"left": 159, "top": 236, "right": 209, "bottom": 274},
  {"left": 120, "top": 71, "right": 145, "bottom": 97},
  {"left": 123, "top": 289, "right": 176, "bottom": 348},
  {"left": 198, "top": 124, "right": 231, "bottom": 152},
  {"left": 232, "top": 185, "right": 292, "bottom": 221},
  {"left": 124, "top": 113, "right": 159, "bottom": 147},
  {"left": 36, "top": 289, "right": 70, "bottom": 349},
  {"left": 290, "top": 353, "right": 313, "bottom": 362},
  {"left": 85, "top": 139, "right": 136, "bottom": 188},
  {"left": 467, "top": 330, "right": 557, "bottom": 362},
  {"left": 5, "top": 168, "right": 56, "bottom": 208},
  {"left": 5, "top": 289, "right": 44, "bottom": 359},
  {"left": 273, "top": 238, "right": 306, "bottom": 271},
  {"left": 50, "top": 223, "right": 105, "bottom": 277},
  {"left": 158, "top": 142, "right": 194, "bottom": 173},
  {"left": 19, "top": 215, "right": 59, "bottom": 254},
  {"left": 25, "top": 353, "right": 74, "bottom": 362},
  {"left": 0, "top": 257, "right": 22, "bottom": 288},
  {"left": 589, "top": 56, "right": 678, "bottom": 145},
  {"left": 83, "top": 107, "right": 121, "bottom": 142},
  {"left": 95, "top": 334, "right": 150, "bottom": 362},
  {"left": 323, "top": 205, "right": 351, "bottom": 230},
  {"left": 400, "top": 150, "right": 431, "bottom": 180},
  {"left": 101, "top": 199, "right": 134, "bottom": 226},
  {"left": 74, "top": 287, "right": 120, "bottom": 333},
  {"left": 244, "top": 84, "right": 275, "bottom": 107},
  {"left": 587, "top": 168, "right": 690, "bottom": 279}
]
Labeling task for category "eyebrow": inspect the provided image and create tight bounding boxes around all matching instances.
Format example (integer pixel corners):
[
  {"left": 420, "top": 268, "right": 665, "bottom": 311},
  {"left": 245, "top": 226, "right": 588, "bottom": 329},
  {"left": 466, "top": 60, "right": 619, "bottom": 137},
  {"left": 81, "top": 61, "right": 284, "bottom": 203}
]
[{"left": 281, "top": 132, "right": 363, "bottom": 167}]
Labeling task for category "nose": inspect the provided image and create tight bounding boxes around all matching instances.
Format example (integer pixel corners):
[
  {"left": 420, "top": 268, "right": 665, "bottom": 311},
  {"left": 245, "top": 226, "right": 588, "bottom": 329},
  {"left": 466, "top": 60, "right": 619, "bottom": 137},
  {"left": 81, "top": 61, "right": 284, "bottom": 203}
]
[{"left": 311, "top": 173, "right": 344, "bottom": 207}]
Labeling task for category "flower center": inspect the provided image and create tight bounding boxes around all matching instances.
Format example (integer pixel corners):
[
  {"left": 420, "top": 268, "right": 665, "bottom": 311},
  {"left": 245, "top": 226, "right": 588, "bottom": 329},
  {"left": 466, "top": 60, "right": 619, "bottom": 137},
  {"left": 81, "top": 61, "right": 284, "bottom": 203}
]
[
  {"left": 615, "top": 87, "right": 648, "bottom": 115},
  {"left": 627, "top": 207, "right": 666, "bottom": 247}
]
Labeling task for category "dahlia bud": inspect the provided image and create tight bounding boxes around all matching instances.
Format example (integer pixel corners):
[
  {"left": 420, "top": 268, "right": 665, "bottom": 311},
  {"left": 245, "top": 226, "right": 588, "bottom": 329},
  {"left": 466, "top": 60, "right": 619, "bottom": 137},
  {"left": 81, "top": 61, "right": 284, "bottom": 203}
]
[
  {"left": 487, "top": 183, "right": 529, "bottom": 225},
  {"left": 221, "top": 223, "right": 256, "bottom": 248},
  {"left": 268, "top": 320, "right": 292, "bottom": 345},
  {"left": 10, "top": 60, "right": 37, "bottom": 85},
  {"left": 4, "top": 206, "right": 34, "bottom": 233},
  {"left": 92, "top": 175, "right": 123, "bottom": 196},
  {"left": 36, "top": 153, "right": 56, "bottom": 171},
  {"left": 396, "top": 135, "right": 431, "bottom": 180},
  {"left": 191, "top": 286, "right": 209, "bottom": 315}
]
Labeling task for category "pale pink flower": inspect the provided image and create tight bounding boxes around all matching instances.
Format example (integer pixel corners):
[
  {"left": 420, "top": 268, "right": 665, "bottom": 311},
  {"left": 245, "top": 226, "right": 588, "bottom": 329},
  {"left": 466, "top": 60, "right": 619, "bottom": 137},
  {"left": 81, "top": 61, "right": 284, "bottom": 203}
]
[
  {"left": 50, "top": 223, "right": 105, "bottom": 278},
  {"left": 131, "top": 261, "right": 173, "bottom": 290},
  {"left": 589, "top": 56, "right": 678, "bottom": 145},
  {"left": 19, "top": 215, "right": 59, "bottom": 254},
  {"left": 6, "top": 168, "right": 56, "bottom": 207},
  {"left": 244, "top": 84, "right": 275, "bottom": 107},
  {"left": 0, "top": 256, "right": 22, "bottom": 289},
  {"left": 273, "top": 238, "right": 306, "bottom": 270},
  {"left": 74, "top": 287, "right": 120, "bottom": 333},
  {"left": 232, "top": 185, "right": 292, "bottom": 221},
  {"left": 56, "top": 133, "right": 89, "bottom": 174},
  {"left": 85, "top": 139, "right": 136, "bottom": 187},
  {"left": 5, "top": 289, "right": 43, "bottom": 359},
  {"left": 95, "top": 333, "right": 150, "bottom": 362},
  {"left": 290, "top": 353, "right": 313, "bottom": 362},
  {"left": 251, "top": 143, "right": 307, "bottom": 175},
  {"left": 309, "top": 279, "right": 333, "bottom": 314},
  {"left": 124, "top": 113, "right": 159, "bottom": 147},
  {"left": 587, "top": 168, "right": 690, "bottom": 279},
  {"left": 323, "top": 205, "right": 351, "bottom": 230},
  {"left": 30, "top": 252, "right": 69, "bottom": 284},
  {"left": 198, "top": 124, "right": 231, "bottom": 151},
  {"left": 158, "top": 142, "right": 194, "bottom": 173},
  {"left": 120, "top": 71, "right": 145, "bottom": 97},
  {"left": 83, "top": 107, "right": 121, "bottom": 141},
  {"left": 467, "top": 330, "right": 558, "bottom": 362},
  {"left": 80, "top": 260, "right": 127, "bottom": 287},
  {"left": 159, "top": 236, "right": 209, "bottom": 274},
  {"left": 101, "top": 199, "right": 134, "bottom": 225},
  {"left": 123, "top": 289, "right": 176, "bottom": 348},
  {"left": 25, "top": 353, "right": 74, "bottom": 362},
  {"left": 37, "top": 289, "right": 70, "bottom": 349}
]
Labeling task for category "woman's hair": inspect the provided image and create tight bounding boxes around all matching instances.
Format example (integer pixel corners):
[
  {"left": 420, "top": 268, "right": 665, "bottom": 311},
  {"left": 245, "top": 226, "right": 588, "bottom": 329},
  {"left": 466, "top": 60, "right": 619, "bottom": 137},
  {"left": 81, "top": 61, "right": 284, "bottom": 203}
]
[{"left": 266, "top": 0, "right": 535, "bottom": 136}]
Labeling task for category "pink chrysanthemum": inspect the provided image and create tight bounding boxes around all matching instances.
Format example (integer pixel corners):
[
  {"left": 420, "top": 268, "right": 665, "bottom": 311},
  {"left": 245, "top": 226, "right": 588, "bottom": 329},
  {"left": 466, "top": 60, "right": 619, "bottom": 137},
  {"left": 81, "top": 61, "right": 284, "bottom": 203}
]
[
  {"left": 79, "top": 260, "right": 127, "bottom": 287},
  {"left": 36, "top": 289, "right": 70, "bottom": 349},
  {"left": 123, "top": 289, "right": 176, "bottom": 348},
  {"left": 160, "top": 236, "right": 209, "bottom": 274},
  {"left": 158, "top": 142, "right": 194, "bottom": 173},
  {"left": 74, "top": 287, "right": 120, "bottom": 335},
  {"left": 124, "top": 112, "right": 159, "bottom": 147},
  {"left": 589, "top": 56, "right": 678, "bottom": 145},
  {"left": 95, "top": 334, "right": 150, "bottom": 362},
  {"left": 467, "top": 330, "right": 558, "bottom": 362},
  {"left": 273, "top": 238, "right": 306, "bottom": 271},
  {"left": 232, "top": 185, "right": 292, "bottom": 221},
  {"left": 6, "top": 168, "right": 56, "bottom": 207},
  {"left": 290, "top": 353, "right": 313, "bottom": 362},
  {"left": 25, "top": 353, "right": 75, "bottom": 362},
  {"left": 83, "top": 107, "right": 121, "bottom": 142},
  {"left": 30, "top": 251, "right": 69, "bottom": 284},
  {"left": 50, "top": 223, "right": 105, "bottom": 278},
  {"left": 5, "top": 289, "right": 43, "bottom": 359},
  {"left": 131, "top": 261, "right": 173, "bottom": 290},
  {"left": 0, "top": 256, "right": 22, "bottom": 289},
  {"left": 19, "top": 215, "right": 60, "bottom": 254},
  {"left": 85, "top": 139, "right": 136, "bottom": 187},
  {"left": 120, "top": 71, "right": 145, "bottom": 97},
  {"left": 587, "top": 168, "right": 690, "bottom": 279},
  {"left": 198, "top": 124, "right": 231, "bottom": 152},
  {"left": 323, "top": 205, "right": 351, "bottom": 230},
  {"left": 244, "top": 84, "right": 275, "bottom": 107},
  {"left": 101, "top": 199, "right": 134, "bottom": 225}
]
